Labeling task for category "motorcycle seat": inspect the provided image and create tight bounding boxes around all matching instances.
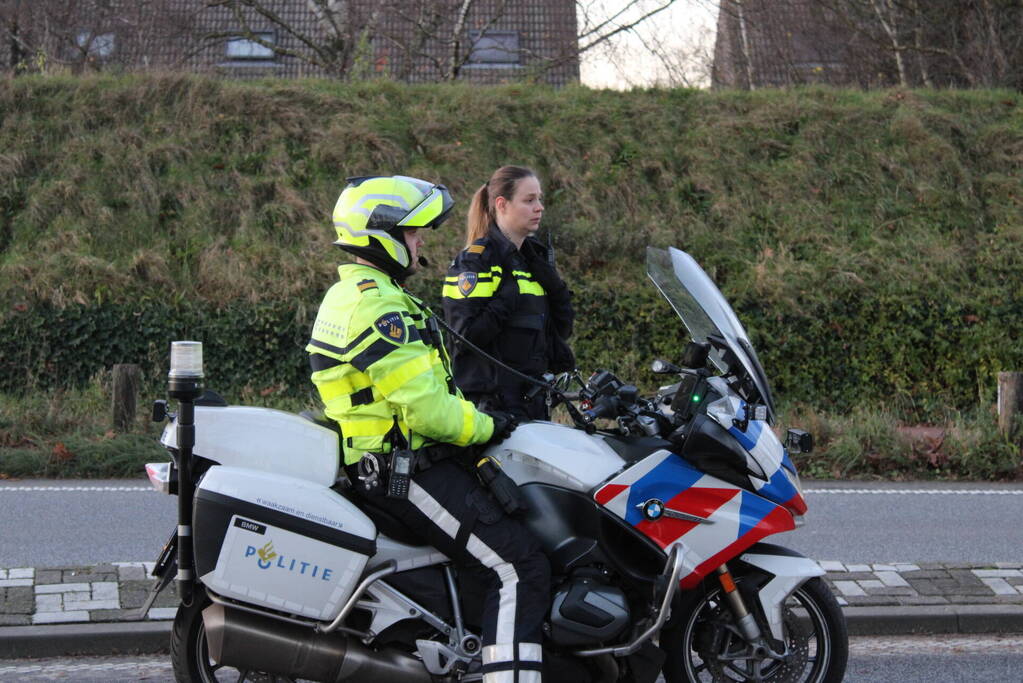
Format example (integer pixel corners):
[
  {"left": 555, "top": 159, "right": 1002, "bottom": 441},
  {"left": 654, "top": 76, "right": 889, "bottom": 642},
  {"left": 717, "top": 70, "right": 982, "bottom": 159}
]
[{"left": 334, "top": 482, "right": 430, "bottom": 548}]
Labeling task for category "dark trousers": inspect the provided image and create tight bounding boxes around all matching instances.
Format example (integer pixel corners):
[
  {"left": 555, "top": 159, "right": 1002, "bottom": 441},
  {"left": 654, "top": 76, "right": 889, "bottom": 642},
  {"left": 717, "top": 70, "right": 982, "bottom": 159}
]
[{"left": 375, "top": 460, "right": 550, "bottom": 682}]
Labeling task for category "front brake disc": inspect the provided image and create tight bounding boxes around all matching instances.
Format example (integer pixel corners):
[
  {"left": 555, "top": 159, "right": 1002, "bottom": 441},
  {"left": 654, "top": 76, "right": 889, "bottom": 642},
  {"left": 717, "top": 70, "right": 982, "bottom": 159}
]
[{"left": 696, "top": 605, "right": 811, "bottom": 682}]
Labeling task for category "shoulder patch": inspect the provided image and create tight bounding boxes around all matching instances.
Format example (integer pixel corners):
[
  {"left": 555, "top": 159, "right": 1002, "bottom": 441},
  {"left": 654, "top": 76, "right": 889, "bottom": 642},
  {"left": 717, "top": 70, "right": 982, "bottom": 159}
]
[
  {"left": 468, "top": 244, "right": 486, "bottom": 254},
  {"left": 374, "top": 312, "right": 407, "bottom": 344},
  {"left": 457, "top": 271, "right": 479, "bottom": 296},
  {"left": 356, "top": 279, "right": 378, "bottom": 293}
]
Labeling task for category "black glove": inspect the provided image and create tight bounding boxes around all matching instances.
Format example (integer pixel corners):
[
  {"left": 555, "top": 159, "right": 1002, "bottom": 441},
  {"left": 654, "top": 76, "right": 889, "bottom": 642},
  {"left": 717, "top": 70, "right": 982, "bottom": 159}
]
[
  {"left": 521, "top": 241, "right": 568, "bottom": 298},
  {"left": 483, "top": 410, "right": 518, "bottom": 445}
]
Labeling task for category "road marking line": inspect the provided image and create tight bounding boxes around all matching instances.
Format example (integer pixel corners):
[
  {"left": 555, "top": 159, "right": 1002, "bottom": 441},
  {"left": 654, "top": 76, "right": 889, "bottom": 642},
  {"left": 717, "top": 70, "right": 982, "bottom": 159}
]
[
  {"left": 0, "top": 659, "right": 172, "bottom": 675},
  {"left": 850, "top": 634, "right": 1023, "bottom": 655},
  {"left": 804, "top": 488, "right": 1023, "bottom": 495},
  {"left": 0, "top": 486, "right": 152, "bottom": 492}
]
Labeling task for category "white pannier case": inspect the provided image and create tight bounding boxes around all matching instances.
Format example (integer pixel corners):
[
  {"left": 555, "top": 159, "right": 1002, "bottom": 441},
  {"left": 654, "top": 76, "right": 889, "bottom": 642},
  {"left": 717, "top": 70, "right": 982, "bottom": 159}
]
[{"left": 192, "top": 466, "right": 377, "bottom": 621}]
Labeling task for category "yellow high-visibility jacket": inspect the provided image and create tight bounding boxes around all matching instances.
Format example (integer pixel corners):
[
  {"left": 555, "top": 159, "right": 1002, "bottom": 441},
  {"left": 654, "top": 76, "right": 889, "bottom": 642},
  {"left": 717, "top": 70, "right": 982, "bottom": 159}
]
[{"left": 307, "top": 263, "right": 494, "bottom": 465}]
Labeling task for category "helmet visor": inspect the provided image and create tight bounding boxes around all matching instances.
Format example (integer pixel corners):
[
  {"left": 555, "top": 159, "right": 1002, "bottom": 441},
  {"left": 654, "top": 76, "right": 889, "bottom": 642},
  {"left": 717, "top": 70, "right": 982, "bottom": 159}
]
[{"left": 396, "top": 177, "right": 454, "bottom": 229}]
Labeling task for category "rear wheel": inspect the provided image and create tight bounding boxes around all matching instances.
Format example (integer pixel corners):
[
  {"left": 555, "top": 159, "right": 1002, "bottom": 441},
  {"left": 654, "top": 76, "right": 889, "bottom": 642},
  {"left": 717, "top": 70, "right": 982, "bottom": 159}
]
[
  {"left": 170, "top": 589, "right": 299, "bottom": 683},
  {"left": 662, "top": 576, "right": 847, "bottom": 683}
]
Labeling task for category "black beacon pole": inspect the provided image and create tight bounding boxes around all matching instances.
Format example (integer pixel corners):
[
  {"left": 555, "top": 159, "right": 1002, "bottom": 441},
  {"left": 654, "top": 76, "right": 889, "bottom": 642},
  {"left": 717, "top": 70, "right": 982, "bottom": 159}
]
[{"left": 168, "top": 341, "right": 204, "bottom": 606}]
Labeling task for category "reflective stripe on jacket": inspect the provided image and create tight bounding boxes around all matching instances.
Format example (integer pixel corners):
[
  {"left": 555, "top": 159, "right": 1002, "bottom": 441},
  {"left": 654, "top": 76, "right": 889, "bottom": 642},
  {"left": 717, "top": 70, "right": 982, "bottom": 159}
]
[{"left": 307, "top": 263, "right": 493, "bottom": 465}]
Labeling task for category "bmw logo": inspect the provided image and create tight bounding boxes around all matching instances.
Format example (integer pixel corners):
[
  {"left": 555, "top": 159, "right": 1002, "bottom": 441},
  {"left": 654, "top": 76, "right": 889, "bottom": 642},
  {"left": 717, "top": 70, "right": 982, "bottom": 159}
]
[{"left": 642, "top": 499, "right": 665, "bottom": 520}]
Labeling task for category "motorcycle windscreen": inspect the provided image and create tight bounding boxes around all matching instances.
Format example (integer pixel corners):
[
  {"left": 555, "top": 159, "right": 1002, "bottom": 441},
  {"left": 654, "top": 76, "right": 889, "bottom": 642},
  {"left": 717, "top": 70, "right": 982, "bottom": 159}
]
[{"left": 646, "top": 246, "right": 776, "bottom": 423}]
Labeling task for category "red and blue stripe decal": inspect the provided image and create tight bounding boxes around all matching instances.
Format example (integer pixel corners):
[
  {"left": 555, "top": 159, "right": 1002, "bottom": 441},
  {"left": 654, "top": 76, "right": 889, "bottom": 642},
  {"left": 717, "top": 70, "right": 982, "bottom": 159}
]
[{"left": 727, "top": 418, "right": 805, "bottom": 514}]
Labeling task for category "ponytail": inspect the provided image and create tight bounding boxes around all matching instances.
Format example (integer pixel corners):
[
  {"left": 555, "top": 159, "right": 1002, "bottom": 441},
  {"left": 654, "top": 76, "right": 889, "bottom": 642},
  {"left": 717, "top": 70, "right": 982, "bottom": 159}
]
[
  {"left": 465, "top": 184, "right": 491, "bottom": 247},
  {"left": 464, "top": 165, "right": 537, "bottom": 248}
]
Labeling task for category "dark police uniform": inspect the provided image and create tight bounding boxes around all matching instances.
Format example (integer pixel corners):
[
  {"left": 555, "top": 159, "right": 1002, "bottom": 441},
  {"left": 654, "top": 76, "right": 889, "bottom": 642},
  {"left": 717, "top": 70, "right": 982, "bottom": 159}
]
[{"left": 442, "top": 225, "right": 574, "bottom": 420}]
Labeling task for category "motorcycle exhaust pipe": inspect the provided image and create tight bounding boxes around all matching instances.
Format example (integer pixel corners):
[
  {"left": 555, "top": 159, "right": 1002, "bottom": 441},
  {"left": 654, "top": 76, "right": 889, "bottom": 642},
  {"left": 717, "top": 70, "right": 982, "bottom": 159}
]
[{"left": 203, "top": 602, "right": 432, "bottom": 683}]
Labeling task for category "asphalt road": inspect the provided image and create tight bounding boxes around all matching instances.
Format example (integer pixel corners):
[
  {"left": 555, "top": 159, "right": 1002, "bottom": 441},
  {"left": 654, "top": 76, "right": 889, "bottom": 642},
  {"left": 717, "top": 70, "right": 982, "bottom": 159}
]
[
  {"left": 785, "top": 479, "right": 1023, "bottom": 564},
  {"left": 1, "top": 636, "right": 1021, "bottom": 682},
  {"left": 1, "top": 479, "right": 1021, "bottom": 567}
]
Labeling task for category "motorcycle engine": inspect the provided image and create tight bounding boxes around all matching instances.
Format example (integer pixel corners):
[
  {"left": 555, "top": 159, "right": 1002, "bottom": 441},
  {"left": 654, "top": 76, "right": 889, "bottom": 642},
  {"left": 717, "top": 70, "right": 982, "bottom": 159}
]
[{"left": 547, "top": 571, "right": 630, "bottom": 647}]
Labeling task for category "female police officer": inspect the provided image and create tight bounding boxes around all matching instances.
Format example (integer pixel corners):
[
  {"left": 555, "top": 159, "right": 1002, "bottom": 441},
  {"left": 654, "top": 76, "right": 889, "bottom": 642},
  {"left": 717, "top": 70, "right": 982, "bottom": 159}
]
[
  {"left": 306, "top": 175, "right": 548, "bottom": 682},
  {"left": 442, "top": 166, "right": 574, "bottom": 421}
]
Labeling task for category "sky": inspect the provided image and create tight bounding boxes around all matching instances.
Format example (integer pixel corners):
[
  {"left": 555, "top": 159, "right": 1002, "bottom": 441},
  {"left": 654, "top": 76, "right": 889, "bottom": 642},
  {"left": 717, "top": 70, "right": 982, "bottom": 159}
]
[{"left": 578, "top": 1, "right": 719, "bottom": 89}]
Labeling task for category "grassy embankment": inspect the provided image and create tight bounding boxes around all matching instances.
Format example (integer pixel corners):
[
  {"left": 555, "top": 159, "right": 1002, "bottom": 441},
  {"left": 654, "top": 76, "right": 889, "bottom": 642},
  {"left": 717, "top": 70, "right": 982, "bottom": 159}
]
[{"left": 1, "top": 75, "right": 1021, "bottom": 479}]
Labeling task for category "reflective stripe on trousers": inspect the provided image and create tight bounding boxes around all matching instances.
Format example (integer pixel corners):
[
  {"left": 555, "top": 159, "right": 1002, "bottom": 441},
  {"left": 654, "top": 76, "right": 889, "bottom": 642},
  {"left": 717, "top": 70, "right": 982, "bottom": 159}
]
[
  {"left": 482, "top": 642, "right": 543, "bottom": 682},
  {"left": 391, "top": 461, "right": 548, "bottom": 682}
]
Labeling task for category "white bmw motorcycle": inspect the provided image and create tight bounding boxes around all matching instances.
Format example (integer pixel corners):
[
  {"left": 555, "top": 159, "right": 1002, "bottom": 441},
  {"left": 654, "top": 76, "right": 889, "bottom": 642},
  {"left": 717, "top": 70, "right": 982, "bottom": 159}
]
[{"left": 141, "top": 246, "right": 848, "bottom": 682}]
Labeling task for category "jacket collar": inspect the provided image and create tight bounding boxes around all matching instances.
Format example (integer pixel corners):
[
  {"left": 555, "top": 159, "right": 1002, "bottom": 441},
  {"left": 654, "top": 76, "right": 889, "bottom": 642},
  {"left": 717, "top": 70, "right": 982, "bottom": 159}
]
[{"left": 487, "top": 223, "right": 520, "bottom": 262}]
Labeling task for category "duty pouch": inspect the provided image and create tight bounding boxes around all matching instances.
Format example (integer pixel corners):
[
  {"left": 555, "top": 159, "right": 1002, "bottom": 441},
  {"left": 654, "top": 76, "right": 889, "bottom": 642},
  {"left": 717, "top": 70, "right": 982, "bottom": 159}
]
[{"left": 475, "top": 455, "right": 525, "bottom": 516}]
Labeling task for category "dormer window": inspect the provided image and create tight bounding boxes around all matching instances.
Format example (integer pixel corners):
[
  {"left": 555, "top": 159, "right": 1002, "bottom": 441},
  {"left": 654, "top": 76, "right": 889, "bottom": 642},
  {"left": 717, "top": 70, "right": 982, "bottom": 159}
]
[
  {"left": 466, "top": 30, "right": 520, "bottom": 67},
  {"left": 225, "top": 32, "right": 276, "bottom": 60}
]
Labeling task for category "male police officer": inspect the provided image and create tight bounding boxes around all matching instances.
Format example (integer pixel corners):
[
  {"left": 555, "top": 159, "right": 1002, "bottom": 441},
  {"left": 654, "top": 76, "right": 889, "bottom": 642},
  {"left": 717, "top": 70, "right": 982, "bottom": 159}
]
[{"left": 306, "top": 176, "right": 549, "bottom": 682}]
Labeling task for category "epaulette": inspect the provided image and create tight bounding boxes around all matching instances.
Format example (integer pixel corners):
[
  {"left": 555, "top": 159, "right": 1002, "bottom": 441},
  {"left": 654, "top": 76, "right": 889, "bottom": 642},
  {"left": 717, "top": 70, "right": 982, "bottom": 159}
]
[
  {"left": 467, "top": 244, "right": 486, "bottom": 255},
  {"left": 356, "top": 278, "right": 379, "bottom": 294}
]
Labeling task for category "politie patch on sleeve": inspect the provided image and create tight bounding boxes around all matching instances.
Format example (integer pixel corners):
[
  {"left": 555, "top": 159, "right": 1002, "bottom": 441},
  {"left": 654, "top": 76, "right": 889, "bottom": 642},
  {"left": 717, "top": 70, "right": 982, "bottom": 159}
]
[
  {"left": 374, "top": 312, "right": 408, "bottom": 344},
  {"left": 457, "top": 271, "right": 478, "bottom": 296}
]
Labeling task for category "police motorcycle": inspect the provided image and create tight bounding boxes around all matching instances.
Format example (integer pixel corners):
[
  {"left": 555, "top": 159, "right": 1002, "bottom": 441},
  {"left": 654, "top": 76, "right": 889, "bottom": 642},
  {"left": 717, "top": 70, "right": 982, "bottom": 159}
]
[{"left": 141, "top": 246, "right": 847, "bottom": 682}]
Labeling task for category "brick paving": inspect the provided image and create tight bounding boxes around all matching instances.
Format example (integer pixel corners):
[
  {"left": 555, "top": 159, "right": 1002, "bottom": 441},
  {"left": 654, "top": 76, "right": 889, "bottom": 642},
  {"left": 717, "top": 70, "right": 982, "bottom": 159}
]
[
  {"left": 823, "top": 562, "right": 1023, "bottom": 609},
  {"left": 0, "top": 563, "right": 178, "bottom": 626},
  {"left": 1, "top": 561, "right": 1021, "bottom": 626}
]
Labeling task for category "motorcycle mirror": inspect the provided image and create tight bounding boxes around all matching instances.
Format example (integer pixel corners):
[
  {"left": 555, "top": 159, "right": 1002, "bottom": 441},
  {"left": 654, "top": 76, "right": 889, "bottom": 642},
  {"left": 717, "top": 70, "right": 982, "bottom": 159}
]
[
  {"left": 786, "top": 428, "right": 814, "bottom": 454},
  {"left": 681, "top": 341, "right": 711, "bottom": 369},
  {"left": 152, "top": 400, "right": 168, "bottom": 423},
  {"left": 651, "top": 359, "right": 681, "bottom": 374}
]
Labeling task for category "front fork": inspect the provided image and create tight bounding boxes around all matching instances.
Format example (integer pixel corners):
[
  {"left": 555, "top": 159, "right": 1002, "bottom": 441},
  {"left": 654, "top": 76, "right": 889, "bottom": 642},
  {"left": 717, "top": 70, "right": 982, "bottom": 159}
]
[{"left": 714, "top": 564, "right": 787, "bottom": 660}]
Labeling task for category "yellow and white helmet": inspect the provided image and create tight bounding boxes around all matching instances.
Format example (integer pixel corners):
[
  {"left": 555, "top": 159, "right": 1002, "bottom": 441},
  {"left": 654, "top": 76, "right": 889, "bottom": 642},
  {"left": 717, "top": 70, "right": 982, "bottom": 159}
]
[{"left": 332, "top": 175, "right": 454, "bottom": 278}]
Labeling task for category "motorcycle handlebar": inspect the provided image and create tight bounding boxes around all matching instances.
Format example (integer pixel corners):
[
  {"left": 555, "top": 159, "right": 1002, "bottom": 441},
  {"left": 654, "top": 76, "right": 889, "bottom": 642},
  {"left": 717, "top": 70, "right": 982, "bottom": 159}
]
[{"left": 582, "top": 396, "right": 619, "bottom": 423}]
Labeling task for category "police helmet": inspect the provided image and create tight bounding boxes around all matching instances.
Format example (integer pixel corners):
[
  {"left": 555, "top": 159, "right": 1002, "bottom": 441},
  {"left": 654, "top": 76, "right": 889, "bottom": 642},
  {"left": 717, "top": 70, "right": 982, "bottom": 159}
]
[{"left": 332, "top": 175, "right": 454, "bottom": 278}]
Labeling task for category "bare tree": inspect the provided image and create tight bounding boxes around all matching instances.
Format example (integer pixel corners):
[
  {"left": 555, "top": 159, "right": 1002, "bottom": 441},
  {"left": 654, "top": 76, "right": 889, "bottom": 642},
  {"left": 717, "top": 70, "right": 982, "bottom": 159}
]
[
  {"left": 707, "top": 0, "right": 1023, "bottom": 89},
  {"left": 201, "top": 0, "right": 683, "bottom": 83},
  {"left": 1, "top": 0, "right": 205, "bottom": 74},
  {"left": 378, "top": 0, "right": 513, "bottom": 81},
  {"left": 579, "top": 0, "right": 716, "bottom": 88},
  {"left": 203, "top": 1, "right": 369, "bottom": 77},
  {"left": 575, "top": 0, "right": 678, "bottom": 55},
  {"left": 806, "top": 0, "right": 1023, "bottom": 89}
]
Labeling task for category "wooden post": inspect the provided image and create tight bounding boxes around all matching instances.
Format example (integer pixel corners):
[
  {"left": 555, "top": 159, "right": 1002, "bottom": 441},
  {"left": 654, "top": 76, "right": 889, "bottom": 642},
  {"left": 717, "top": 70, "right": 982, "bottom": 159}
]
[
  {"left": 112, "top": 363, "right": 141, "bottom": 432},
  {"left": 997, "top": 372, "right": 1023, "bottom": 437}
]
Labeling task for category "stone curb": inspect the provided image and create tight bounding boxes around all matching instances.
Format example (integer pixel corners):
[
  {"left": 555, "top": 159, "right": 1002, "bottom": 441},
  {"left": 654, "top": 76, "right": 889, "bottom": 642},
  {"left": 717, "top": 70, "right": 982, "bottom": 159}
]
[
  {"left": 0, "top": 621, "right": 172, "bottom": 659},
  {"left": 3, "top": 561, "right": 1023, "bottom": 659},
  {"left": 844, "top": 604, "right": 1023, "bottom": 636},
  {"left": 2, "top": 605, "right": 1022, "bottom": 660}
]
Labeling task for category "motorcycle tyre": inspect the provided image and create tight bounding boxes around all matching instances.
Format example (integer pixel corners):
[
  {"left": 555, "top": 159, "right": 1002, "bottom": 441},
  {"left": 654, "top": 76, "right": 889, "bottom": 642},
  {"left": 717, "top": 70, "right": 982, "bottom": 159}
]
[
  {"left": 660, "top": 576, "right": 848, "bottom": 683},
  {"left": 170, "top": 588, "right": 298, "bottom": 683}
]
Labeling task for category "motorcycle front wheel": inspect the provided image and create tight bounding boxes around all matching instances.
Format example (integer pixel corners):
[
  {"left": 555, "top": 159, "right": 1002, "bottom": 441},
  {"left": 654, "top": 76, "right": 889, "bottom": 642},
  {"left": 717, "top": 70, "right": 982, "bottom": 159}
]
[
  {"left": 661, "top": 576, "right": 848, "bottom": 683},
  {"left": 170, "top": 589, "right": 300, "bottom": 683}
]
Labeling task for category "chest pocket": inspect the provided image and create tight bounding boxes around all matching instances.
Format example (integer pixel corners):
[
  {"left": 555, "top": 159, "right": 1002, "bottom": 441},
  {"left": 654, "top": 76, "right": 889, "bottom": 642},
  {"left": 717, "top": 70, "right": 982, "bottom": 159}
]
[
  {"left": 499, "top": 312, "right": 546, "bottom": 370},
  {"left": 507, "top": 314, "right": 543, "bottom": 331}
]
